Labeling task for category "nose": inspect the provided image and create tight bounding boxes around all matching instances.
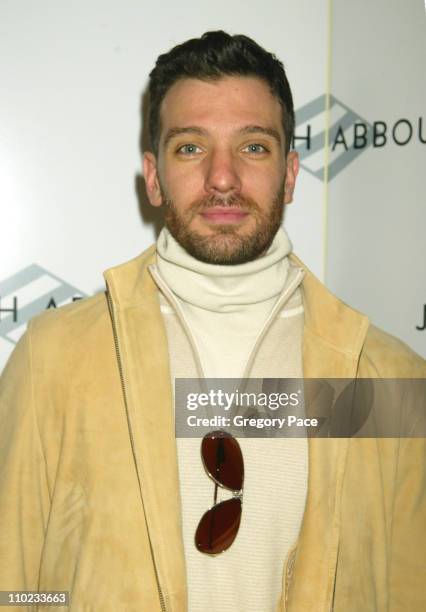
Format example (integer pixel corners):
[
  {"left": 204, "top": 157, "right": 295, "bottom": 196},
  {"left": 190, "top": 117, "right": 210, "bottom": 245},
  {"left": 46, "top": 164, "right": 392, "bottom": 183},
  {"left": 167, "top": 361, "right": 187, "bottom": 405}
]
[{"left": 204, "top": 149, "right": 242, "bottom": 196}]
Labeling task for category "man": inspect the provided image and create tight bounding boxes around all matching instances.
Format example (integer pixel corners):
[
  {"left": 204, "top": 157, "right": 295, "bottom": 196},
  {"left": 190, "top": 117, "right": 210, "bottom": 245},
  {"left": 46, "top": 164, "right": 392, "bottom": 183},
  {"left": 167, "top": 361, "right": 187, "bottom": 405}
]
[{"left": 0, "top": 31, "right": 424, "bottom": 612}]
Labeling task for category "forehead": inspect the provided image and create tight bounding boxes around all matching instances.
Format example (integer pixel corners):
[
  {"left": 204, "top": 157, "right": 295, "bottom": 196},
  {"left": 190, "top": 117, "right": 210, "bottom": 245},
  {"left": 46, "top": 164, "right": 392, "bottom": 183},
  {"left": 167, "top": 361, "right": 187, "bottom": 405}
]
[{"left": 159, "top": 76, "right": 283, "bottom": 137}]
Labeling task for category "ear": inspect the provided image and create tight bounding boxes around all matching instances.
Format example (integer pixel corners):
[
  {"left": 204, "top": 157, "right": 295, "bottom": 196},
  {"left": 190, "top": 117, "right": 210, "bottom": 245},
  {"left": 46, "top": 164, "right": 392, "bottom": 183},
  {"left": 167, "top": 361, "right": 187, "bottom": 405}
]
[
  {"left": 143, "top": 152, "right": 163, "bottom": 207},
  {"left": 283, "top": 151, "right": 299, "bottom": 205}
]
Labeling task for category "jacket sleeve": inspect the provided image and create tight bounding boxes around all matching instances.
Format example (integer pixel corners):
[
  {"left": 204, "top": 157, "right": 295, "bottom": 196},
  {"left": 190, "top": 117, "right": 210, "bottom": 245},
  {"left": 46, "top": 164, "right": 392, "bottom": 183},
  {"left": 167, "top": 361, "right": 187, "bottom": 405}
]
[
  {"left": 388, "top": 435, "right": 426, "bottom": 611},
  {"left": 388, "top": 354, "right": 426, "bottom": 610},
  {"left": 0, "top": 324, "right": 51, "bottom": 592}
]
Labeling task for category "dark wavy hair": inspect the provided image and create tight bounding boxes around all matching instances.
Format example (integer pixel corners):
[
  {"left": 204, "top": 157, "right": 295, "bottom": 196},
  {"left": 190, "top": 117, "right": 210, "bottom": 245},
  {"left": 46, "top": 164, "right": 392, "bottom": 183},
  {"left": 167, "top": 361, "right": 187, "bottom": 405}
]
[{"left": 148, "top": 30, "right": 295, "bottom": 155}]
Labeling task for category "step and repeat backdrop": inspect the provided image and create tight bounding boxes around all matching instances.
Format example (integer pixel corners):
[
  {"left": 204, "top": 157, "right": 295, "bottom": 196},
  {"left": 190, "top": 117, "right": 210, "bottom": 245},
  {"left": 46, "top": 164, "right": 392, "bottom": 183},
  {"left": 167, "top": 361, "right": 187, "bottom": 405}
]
[
  {"left": 0, "top": 0, "right": 424, "bottom": 372},
  {"left": 326, "top": 0, "right": 426, "bottom": 360}
]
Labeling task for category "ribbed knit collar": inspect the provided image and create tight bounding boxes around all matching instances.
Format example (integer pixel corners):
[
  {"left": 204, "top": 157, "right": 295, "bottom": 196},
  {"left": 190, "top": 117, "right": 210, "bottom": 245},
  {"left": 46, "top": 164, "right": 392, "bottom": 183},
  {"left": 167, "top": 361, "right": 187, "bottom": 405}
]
[{"left": 155, "top": 227, "right": 292, "bottom": 313}]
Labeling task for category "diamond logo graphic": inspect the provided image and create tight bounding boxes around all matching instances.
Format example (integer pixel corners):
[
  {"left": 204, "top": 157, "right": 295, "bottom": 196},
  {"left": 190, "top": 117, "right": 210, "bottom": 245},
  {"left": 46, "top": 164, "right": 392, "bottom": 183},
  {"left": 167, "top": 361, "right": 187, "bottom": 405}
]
[
  {"left": 294, "top": 94, "right": 373, "bottom": 180},
  {"left": 0, "top": 264, "right": 87, "bottom": 345}
]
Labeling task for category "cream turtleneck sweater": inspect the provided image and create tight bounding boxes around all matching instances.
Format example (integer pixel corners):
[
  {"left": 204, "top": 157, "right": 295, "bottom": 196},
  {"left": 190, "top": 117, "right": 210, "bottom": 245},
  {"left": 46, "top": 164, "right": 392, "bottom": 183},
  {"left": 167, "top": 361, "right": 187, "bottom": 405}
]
[
  {"left": 150, "top": 227, "right": 308, "bottom": 612},
  {"left": 155, "top": 227, "right": 292, "bottom": 378}
]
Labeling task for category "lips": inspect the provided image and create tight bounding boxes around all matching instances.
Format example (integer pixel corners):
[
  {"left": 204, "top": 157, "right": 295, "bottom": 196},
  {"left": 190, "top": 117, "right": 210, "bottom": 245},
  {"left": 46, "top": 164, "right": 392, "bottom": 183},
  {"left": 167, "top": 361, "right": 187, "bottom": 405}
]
[{"left": 200, "top": 207, "right": 249, "bottom": 224}]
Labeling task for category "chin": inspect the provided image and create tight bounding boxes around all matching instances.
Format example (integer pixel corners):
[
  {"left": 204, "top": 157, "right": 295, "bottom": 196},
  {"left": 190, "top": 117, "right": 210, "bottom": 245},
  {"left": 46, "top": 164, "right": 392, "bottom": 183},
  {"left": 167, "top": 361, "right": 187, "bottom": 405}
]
[{"left": 183, "top": 232, "right": 265, "bottom": 266}]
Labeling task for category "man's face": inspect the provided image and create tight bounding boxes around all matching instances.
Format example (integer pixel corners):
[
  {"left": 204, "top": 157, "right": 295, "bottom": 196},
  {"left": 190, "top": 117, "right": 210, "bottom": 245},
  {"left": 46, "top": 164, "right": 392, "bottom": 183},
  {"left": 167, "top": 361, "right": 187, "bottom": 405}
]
[{"left": 144, "top": 76, "right": 299, "bottom": 264}]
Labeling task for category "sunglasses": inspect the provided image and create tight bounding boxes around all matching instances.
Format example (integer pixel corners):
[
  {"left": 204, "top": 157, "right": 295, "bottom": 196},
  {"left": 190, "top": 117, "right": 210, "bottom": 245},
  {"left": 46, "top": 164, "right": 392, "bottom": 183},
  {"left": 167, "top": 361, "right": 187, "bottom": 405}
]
[{"left": 195, "top": 430, "right": 244, "bottom": 555}]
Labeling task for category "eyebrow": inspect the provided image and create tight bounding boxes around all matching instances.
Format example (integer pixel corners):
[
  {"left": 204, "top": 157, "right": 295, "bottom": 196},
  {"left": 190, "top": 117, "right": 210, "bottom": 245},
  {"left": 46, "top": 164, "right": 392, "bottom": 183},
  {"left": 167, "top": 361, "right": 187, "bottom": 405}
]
[
  {"left": 163, "top": 124, "right": 282, "bottom": 148},
  {"left": 163, "top": 126, "right": 208, "bottom": 148},
  {"left": 239, "top": 125, "right": 282, "bottom": 146}
]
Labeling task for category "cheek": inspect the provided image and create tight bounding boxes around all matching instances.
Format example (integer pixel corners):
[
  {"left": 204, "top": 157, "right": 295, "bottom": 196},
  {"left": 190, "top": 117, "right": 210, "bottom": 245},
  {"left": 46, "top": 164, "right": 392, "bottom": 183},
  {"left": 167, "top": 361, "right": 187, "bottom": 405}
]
[
  {"left": 163, "top": 164, "right": 205, "bottom": 201},
  {"left": 242, "top": 167, "right": 283, "bottom": 203}
]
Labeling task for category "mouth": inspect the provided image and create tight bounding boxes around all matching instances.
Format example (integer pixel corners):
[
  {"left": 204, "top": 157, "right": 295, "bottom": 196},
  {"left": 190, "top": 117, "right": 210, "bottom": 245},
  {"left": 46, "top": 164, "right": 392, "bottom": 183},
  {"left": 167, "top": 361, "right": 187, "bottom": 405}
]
[{"left": 199, "top": 206, "right": 249, "bottom": 225}]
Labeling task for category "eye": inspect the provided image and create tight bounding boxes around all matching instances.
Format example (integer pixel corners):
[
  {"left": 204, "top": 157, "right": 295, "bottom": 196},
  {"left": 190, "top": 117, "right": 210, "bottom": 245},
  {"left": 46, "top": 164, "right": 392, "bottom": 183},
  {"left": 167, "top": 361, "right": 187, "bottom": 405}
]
[
  {"left": 242, "top": 143, "right": 269, "bottom": 154},
  {"left": 177, "top": 144, "right": 202, "bottom": 155}
]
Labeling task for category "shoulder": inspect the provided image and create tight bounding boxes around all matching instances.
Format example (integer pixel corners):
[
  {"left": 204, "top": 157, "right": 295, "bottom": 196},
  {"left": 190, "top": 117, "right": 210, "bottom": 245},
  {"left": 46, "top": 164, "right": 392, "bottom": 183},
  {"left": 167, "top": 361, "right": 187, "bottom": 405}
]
[
  {"left": 360, "top": 323, "right": 426, "bottom": 378},
  {"left": 23, "top": 292, "right": 112, "bottom": 371},
  {"left": 289, "top": 253, "right": 425, "bottom": 378},
  {"left": 29, "top": 290, "right": 108, "bottom": 336}
]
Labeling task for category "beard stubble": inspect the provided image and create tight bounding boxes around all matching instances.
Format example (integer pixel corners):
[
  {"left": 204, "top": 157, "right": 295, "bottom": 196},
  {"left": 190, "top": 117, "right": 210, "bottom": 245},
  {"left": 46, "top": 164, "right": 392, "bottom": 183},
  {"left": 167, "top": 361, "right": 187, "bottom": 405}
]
[{"left": 160, "top": 182, "right": 286, "bottom": 265}]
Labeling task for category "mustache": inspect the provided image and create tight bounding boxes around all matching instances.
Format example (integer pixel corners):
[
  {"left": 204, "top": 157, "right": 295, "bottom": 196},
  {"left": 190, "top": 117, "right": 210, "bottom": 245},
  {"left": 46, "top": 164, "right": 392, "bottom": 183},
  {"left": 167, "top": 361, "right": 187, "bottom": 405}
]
[{"left": 190, "top": 193, "right": 261, "bottom": 213}]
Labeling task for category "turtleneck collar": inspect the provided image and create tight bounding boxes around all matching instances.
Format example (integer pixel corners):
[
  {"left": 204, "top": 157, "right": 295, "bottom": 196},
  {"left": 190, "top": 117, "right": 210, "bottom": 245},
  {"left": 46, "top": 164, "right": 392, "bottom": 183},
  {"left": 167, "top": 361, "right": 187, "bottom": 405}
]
[{"left": 154, "top": 227, "right": 293, "bottom": 313}]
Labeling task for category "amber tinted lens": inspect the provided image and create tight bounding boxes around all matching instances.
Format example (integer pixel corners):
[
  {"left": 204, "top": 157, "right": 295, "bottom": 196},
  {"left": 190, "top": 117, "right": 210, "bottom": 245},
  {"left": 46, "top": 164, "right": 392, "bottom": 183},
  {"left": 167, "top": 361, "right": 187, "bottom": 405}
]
[
  {"left": 201, "top": 431, "right": 244, "bottom": 491},
  {"left": 195, "top": 498, "right": 242, "bottom": 554}
]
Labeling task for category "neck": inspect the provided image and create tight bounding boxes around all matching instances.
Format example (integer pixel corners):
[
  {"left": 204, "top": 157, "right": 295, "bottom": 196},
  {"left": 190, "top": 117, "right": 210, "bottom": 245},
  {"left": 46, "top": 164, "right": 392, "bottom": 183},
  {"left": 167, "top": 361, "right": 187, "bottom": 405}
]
[{"left": 154, "top": 227, "right": 293, "bottom": 313}]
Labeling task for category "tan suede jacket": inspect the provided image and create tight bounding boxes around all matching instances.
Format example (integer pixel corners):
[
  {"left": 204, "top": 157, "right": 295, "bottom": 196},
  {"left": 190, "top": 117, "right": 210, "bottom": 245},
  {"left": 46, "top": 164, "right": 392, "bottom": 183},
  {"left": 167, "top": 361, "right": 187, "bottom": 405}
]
[{"left": 0, "top": 247, "right": 425, "bottom": 612}]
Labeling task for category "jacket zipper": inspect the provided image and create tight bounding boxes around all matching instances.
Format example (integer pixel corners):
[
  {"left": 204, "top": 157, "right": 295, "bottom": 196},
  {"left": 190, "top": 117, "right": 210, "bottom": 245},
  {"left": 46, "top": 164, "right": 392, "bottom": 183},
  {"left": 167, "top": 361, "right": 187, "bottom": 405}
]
[
  {"left": 240, "top": 267, "right": 304, "bottom": 378},
  {"left": 120, "top": 261, "right": 303, "bottom": 610},
  {"left": 148, "top": 267, "right": 206, "bottom": 379},
  {"left": 105, "top": 287, "right": 167, "bottom": 612}
]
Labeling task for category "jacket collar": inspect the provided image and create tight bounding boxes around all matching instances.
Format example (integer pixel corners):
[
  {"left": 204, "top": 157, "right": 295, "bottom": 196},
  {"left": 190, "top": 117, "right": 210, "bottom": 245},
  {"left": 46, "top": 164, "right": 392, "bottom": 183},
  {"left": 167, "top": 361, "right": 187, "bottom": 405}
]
[
  {"left": 104, "top": 245, "right": 186, "bottom": 610},
  {"left": 288, "top": 253, "right": 369, "bottom": 610},
  {"left": 104, "top": 245, "right": 370, "bottom": 611},
  {"left": 104, "top": 247, "right": 369, "bottom": 366},
  {"left": 289, "top": 253, "right": 369, "bottom": 376}
]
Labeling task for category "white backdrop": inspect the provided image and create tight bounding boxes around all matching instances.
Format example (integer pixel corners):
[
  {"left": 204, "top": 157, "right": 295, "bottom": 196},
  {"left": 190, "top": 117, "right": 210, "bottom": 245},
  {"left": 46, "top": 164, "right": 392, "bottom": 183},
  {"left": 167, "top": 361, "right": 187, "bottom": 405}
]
[
  {"left": 0, "top": 0, "right": 424, "bottom": 372},
  {"left": 326, "top": 0, "right": 426, "bottom": 358}
]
